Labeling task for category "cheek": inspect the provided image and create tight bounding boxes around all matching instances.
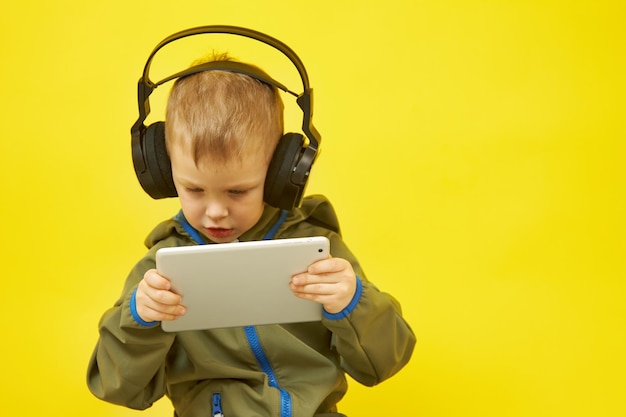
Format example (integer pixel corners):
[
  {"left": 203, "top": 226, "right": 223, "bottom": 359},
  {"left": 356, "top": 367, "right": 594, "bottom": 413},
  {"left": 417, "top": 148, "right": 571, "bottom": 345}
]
[
  {"left": 178, "top": 196, "right": 205, "bottom": 218},
  {"left": 237, "top": 195, "right": 266, "bottom": 223}
]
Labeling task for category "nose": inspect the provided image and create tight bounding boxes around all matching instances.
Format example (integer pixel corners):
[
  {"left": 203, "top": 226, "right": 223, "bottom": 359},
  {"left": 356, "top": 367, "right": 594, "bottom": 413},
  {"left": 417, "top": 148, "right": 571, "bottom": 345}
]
[{"left": 205, "top": 199, "right": 228, "bottom": 220}]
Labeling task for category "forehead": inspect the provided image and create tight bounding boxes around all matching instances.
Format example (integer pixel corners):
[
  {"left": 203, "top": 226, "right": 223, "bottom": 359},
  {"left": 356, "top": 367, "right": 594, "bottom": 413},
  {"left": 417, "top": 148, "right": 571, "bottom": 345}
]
[
  {"left": 169, "top": 142, "right": 269, "bottom": 182},
  {"left": 166, "top": 128, "right": 276, "bottom": 164}
]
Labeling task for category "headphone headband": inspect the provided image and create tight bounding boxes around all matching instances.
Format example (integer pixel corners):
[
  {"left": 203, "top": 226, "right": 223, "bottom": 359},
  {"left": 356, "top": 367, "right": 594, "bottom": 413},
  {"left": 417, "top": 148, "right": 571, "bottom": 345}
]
[
  {"left": 141, "top": 25, "right": 311, "bottom": 92},
  {"left": 153, "top": 60, "right": 296, "bottom": 96}
]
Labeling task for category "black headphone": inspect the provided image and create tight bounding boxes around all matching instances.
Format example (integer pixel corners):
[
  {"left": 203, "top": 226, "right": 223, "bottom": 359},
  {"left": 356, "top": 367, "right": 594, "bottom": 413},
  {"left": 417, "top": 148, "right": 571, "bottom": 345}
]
[{"left": 131, "top": 25, "right": 321, "bottom": 210}]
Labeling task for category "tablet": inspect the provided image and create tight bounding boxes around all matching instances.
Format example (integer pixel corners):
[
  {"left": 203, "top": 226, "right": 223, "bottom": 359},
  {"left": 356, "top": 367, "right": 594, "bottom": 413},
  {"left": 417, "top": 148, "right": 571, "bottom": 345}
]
[{"left": 157, "top": 236, "right": 329, "bottom": 332}]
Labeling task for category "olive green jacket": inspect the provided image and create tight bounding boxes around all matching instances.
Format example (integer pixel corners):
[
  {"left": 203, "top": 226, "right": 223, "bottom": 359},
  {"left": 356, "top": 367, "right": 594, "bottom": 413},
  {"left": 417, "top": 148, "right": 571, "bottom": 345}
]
[{"left": 87, "top": 195, "right": 415, "bottom": 417}]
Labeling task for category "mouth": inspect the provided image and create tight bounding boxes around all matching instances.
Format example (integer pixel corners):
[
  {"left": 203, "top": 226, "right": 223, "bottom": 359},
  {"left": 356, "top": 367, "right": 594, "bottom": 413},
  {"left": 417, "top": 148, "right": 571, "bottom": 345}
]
[{"left": 205, "top": 227, "right": 234, "bottom": 239}]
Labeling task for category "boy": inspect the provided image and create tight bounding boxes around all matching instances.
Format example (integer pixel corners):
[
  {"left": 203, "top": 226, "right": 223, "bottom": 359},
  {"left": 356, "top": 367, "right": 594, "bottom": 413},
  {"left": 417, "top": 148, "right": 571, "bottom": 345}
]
[{"left": 87, "top": 53, "right": 415, "bottom": 416}]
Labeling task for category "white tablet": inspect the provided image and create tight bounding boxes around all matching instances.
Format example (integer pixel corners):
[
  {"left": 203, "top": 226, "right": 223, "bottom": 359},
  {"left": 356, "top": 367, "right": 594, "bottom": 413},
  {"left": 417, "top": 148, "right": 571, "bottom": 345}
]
[{"left": 156, "top": 236, "right": 330, "bottom": 332}]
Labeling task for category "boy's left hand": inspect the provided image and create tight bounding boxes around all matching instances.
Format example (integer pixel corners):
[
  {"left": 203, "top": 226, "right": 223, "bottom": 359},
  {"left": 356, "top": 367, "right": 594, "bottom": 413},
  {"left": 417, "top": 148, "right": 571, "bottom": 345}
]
[{"left": 290, "top": 257, "right": 357, "bottom": 314}]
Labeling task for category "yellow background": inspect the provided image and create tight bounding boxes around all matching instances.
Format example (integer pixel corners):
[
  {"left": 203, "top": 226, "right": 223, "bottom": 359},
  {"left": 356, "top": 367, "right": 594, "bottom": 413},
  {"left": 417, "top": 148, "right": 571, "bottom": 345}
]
[{"left": 1, "top": 1, "right": 624, "bottom": 416}]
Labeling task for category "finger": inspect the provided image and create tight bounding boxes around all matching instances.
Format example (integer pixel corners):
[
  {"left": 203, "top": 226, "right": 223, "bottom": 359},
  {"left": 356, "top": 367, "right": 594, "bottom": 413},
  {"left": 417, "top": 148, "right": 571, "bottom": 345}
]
[
  {"left": 291, "top": 282, "right": 356, "bottom": 314},
  {"left": 143, "top": 269, "right": 172, "bottom": 291},
  {"left": 292, "top": 268, "right": 349, "bottom": 285},
  {"left": 291, "top": 273, "right": 334, "bottom": 287},
  {"left": 291, "top": 289, "right": 346, "bottom": 312},
  {"left": 290, "top": 280, "right": 336, "bottom": 296},
  {"left": 143, "top": 299, "right": 186, "bottom": 317},
  {"left": 136, "top": 286, "right": 186, "bottom": 319},
  {"left": 307, "top": 257, "right": 351, "bottom": 275},
  {"left": 139, "top": 283, "right": 183, "bottom": 307},
  {"left": 137, "top": 303, "right": 186, "bottom": 322},
  {"left": 291, "top": 275, "right": 356, "bottom": 296}
]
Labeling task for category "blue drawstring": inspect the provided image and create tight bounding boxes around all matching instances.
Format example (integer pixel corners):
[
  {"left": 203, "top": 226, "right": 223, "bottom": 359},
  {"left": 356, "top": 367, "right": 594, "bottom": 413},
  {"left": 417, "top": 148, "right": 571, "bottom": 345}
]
[
  {"left": 173, "top": 211, "right": 207, "bottom": 245},
  {"left": 262, "top": 209, "right": 289, "bottom": 241}
]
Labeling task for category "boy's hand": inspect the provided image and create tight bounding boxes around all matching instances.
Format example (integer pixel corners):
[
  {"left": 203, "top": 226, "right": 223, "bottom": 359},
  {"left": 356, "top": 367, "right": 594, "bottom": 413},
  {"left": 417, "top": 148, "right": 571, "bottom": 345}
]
[
  {"left": 135, "top": 269, "right": 186, "bottom": 322},
  {"left": 290, "top": 257, "right": 357, "bottom": 314}
]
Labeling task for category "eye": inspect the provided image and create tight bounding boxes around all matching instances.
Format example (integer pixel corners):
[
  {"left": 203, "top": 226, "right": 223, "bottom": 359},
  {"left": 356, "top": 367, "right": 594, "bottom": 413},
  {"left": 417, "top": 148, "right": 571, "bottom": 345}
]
[
  {"left": 185, "top": 187, "right": 204, "bottom": 194},
  {"left": 228, "top": 189, "right": 247, "bottom": 196}
]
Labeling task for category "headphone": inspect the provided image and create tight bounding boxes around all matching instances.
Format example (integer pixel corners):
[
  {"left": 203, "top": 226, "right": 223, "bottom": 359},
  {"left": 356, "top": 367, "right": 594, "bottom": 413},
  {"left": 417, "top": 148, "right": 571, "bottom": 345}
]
[{"left": 131, "top": 25, "right": 321, "bottom": 210}]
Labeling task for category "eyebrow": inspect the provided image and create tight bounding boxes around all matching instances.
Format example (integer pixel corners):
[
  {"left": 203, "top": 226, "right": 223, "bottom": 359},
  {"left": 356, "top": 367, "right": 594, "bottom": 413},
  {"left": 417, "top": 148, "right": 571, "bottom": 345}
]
[
  {"left": 174, "top": 176, "right": 203, "bottom": 188},
  {"left": 225, "top": 180, "right": 263, "bottom": 190},
  {"left": 175, "top": 175, "right": 262, "bottom": 191}
]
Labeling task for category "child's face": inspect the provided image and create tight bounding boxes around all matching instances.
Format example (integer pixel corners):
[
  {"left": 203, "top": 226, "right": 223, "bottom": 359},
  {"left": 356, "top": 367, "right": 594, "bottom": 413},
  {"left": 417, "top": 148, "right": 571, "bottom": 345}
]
[{"left": 169, "top": 144, "right": 269, "bottom": 243}]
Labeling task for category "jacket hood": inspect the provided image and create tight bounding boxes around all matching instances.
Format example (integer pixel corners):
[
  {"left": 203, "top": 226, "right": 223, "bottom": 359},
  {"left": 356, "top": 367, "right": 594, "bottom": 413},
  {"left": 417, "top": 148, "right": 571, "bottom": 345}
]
[{"left": 283, "top": 194, "right": 341, "bottom": 236}]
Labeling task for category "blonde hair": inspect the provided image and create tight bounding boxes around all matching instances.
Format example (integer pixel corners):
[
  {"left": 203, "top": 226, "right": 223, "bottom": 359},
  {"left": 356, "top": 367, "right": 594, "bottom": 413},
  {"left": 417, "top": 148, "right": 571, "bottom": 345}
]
[{"left": 165, "top": 54, "right": 284, "bottom": 166}]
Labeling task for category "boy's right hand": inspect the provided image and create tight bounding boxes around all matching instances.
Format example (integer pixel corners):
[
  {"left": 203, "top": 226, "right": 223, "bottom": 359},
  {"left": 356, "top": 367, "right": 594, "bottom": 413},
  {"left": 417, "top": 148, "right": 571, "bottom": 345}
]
[{"left": 135, "top": 269, "right": 186, "bottom": 322}]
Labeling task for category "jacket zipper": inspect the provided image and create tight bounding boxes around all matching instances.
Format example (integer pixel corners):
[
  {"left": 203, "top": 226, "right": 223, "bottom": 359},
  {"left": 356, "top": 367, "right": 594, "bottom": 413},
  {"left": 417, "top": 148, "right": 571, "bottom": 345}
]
[
  {"left": 212, "top": 393, "right": 224, "bottom": 417},
  {"left": 245, "top": 326, "right": 293, "bottom": 417}
]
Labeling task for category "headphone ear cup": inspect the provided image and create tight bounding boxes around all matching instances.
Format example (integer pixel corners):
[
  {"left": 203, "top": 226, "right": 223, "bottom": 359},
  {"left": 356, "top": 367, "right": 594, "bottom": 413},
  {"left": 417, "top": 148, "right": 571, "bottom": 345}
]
[
  {"left": 136, "top": 122, "right": 178, "bottom": 199},
  {"left": 264, "top": 133, "right": 307, "bottom": 210}
]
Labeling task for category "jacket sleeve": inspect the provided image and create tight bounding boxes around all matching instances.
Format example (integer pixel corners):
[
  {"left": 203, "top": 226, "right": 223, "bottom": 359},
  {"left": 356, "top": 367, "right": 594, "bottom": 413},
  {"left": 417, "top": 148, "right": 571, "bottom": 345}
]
[
  {"left": 322, "top": 235, "right": 416, "bottom": 386},
  {"left": 86, "top": 247, "right": 176, "bottom": 409}
]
